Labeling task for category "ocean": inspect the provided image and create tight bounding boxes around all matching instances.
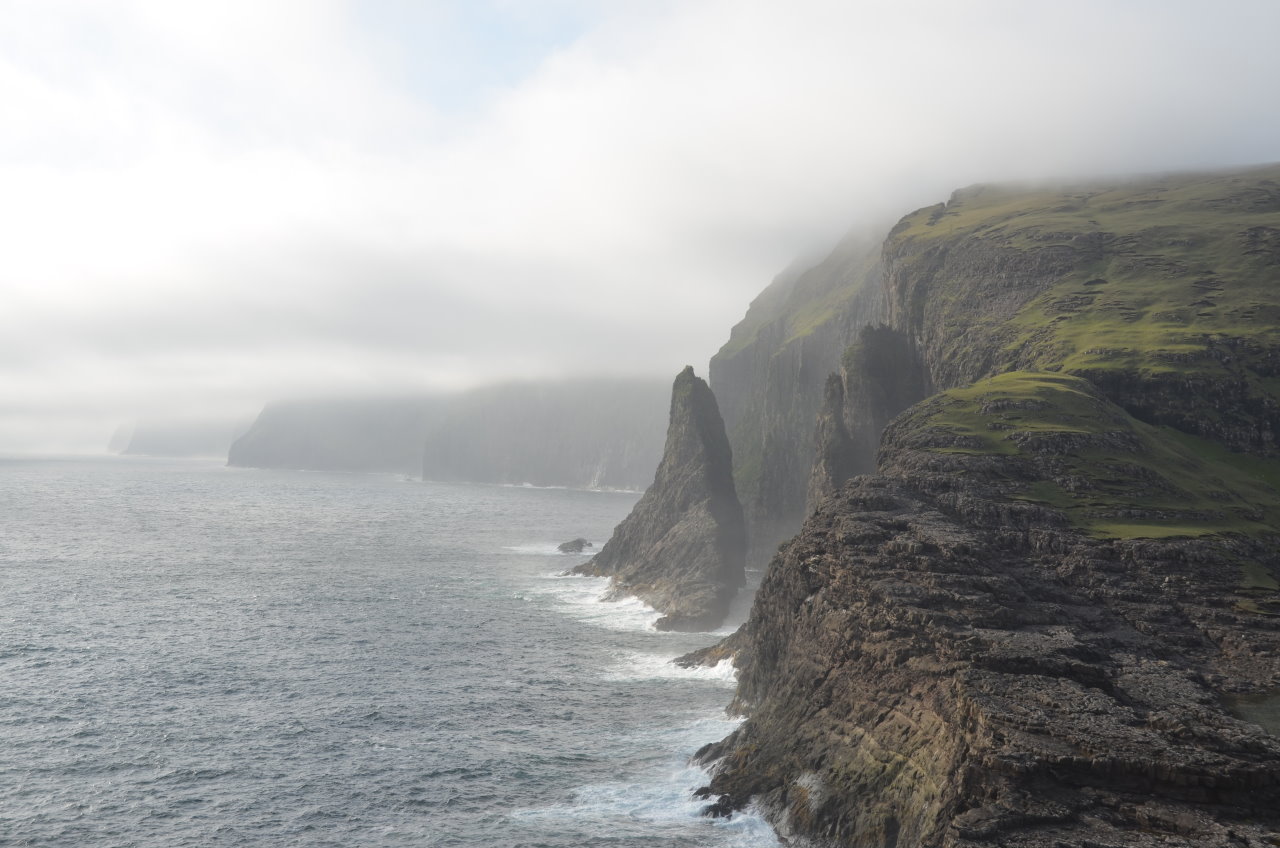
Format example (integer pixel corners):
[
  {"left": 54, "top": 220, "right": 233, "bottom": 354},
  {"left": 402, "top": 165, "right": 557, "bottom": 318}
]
[{"left": 0, "top": 456, "right": 779, "bottom": 847}]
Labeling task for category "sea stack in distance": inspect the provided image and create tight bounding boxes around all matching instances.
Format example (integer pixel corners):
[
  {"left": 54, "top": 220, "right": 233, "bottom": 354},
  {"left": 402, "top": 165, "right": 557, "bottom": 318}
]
[{"left": 573, "top": 366, "right": 746, "bottom": 631}]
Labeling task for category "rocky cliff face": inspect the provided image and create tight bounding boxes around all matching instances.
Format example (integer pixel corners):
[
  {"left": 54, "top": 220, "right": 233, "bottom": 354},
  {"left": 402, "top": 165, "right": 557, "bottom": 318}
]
[
  {"left": 806, "top": 166, "right": 1280, "bottom": 513},
  {"left": 710, "top": 232, "right": 886, "bottom": 564},
  {"left": 689, "top": 166, "right": 1280, "bottom": 846},
  {"left": 692, "top": 374, "right": 1280, "bottom": 846},
  {"left": 880, "top": 166, "right": 1280, "bottom": 454},
  {"left": 573, "top": 367, "right": 746, "bottom": 631},
  {"left": 807, "top": 325, "right": 928, "bottom": 510}
]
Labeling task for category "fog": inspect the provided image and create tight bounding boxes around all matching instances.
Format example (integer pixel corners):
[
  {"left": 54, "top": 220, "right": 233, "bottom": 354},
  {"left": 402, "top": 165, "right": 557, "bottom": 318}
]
[{"left": 3, "top": 0, "right": 1279, "bottom": 452}]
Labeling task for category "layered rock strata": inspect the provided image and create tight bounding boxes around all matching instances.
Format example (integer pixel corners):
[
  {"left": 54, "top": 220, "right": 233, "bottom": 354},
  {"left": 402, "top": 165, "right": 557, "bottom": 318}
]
[
  {"left": 573, "top": 367, "right": 747, "bottom": 631},
  {"left": 688, "top": 374, "right": 1280, "bottom": 847},
  {"left": 808, "top": 325, "right": 928, "bottom": 510}
]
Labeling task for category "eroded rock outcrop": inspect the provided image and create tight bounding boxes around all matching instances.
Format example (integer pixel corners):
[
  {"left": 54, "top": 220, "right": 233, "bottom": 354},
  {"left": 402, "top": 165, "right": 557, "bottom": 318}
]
[
  {"left": 710, "top": 232, "right": 887, "bottom": 564},
  {"left": 573, "top": 367, "right": 746, "bottom": 631},
  {"left": 689, "top": 373, "right": 1280, "bottom": 847},
  {"left": 807, "top": 324, "right": 929, "bottom": 510}
]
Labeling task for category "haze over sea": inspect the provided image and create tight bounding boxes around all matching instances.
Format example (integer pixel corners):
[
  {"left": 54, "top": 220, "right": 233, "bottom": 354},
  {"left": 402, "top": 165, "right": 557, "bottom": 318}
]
[{"left": 0, "top": 457, "right": 778, "bottom": 847}]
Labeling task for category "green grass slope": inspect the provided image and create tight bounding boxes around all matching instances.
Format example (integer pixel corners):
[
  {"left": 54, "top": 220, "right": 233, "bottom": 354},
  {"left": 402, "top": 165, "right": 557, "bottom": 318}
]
[
  {"left": 895, "top": 371, "right": 1280, "bottom": 541},
  {"left": 885, "top": 164, "right": 1280, "bottom": 453}
]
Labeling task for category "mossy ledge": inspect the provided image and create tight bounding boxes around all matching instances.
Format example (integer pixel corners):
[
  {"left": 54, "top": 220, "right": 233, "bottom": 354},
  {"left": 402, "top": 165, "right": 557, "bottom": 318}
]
[
  {"left": 883, "top": 164, "right": 1280, "bottom": 455},
  {"left": 892, "top": 371, "right": 1280, "bottom": 541}
]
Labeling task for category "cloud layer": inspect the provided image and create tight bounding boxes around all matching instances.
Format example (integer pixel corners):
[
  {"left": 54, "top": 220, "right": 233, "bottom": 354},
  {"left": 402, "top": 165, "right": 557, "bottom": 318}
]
[{"left": 4, "top": 0, "right": 1279, "bottom": 451}]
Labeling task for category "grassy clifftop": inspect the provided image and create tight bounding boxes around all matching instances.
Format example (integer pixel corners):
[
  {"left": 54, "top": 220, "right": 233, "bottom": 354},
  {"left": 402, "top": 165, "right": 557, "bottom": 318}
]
[
  {"left": 890, "top": 371, "right": 1280, "bottom": 541},
  {"left": 883, "top": 164, "right": 1280, "bottom": 453}
]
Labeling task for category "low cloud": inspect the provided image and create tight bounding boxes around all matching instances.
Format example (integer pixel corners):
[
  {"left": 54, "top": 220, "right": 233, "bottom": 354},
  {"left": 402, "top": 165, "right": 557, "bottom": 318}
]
[{"left": 3, "top": 0, "right": 1279, "bottom": 451}]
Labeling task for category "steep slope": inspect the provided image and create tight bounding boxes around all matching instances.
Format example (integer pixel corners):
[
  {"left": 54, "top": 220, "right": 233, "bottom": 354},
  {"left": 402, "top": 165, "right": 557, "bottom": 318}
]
[
  {"left": 228, "top": 378, "right": 668, "bottom": 487},
  {"left": 883, "top": 164, "right": 1280, "bottom": 452},
  {"left": 573, "top": 367, "right": 746, "bottom": 631},
  {"left": 228, "top": 396, "right": 438, "bottom": 474},
  {"left": 691, "top": 166, "right": 1280, "bottom": 846},
  {"left": 710, "top": 231, "right": 886, "bottom": 563},
  {"left": 420, "top": 378, "right": 667, "bottom": 490},
  {"left": 694, "top": 374, "right": 1280, "bottom": 846},
  {"left": 809, "top": 165, "right": 1280, "bottom": 512},
  {"left": 807, "top": 325, "right": 927, "bottom": 509}
]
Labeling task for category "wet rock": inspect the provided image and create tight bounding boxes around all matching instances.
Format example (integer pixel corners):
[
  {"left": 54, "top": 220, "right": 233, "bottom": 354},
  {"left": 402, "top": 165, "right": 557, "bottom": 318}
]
[{"left": 573, "top": 367, "right": 746, "bottom": 631}]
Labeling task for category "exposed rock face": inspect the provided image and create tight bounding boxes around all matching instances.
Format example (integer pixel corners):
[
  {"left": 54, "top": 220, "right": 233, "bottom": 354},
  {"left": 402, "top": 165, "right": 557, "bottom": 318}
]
[
  {"left": 710, "top": 232, "right": 886, "bottom": 564},
  {"left": 807, "top": 325, "right": 928, "bottom": 510},
  {"left": 573, "top": 367, "right": 746, "bottom": 631},
  {"left": 879, "top": 166, "right": 1280, "bottom": 456},
  {"left": 805, "top": 374, "right": 860, "bottom": 511},
  {"left": 689, "top": 167, "right": 1280, "bottom": 847},
  {"left": 692, "top": 375, "right": 1280, "bottom": 846}
]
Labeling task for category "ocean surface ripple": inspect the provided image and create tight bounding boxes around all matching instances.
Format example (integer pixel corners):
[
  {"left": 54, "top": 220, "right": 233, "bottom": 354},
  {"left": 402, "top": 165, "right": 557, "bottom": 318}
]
[{"left": 0, "top": 457, "right": 778, "bottom": 847}]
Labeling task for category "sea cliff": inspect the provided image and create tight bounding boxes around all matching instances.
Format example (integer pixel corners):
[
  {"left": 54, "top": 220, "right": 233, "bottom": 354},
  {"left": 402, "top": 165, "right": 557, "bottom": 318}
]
[
  {"left": 574, "top": 367, "right": 746, "bottom": 631},
  {"left": 689, "top": 165, "right": 1280, "bottom": 846}
]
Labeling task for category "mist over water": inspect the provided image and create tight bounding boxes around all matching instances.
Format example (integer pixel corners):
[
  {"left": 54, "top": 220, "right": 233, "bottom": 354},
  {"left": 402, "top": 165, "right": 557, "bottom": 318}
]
[{"left": 0, "top": 457, "right": 777, "bottom": 847}]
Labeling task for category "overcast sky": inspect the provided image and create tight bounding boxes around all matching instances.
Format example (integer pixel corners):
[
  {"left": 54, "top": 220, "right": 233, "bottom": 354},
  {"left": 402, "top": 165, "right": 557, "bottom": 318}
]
[{"left": 3, "top": 0, "right": 1279, "bottom": 452}]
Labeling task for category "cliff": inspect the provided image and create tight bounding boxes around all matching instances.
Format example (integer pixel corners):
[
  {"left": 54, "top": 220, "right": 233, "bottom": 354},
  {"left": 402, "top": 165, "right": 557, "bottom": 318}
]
[
  {"left": 689, "top": 165, "right": 1280, "bottom": 846},
  {"left": 573, "top": 367, "right": 746, "bottom": 631},
  {"left": 710, "top": 231, "right": 886, "bottom": 564},
  {"left": 122, "top": 415, "right": 252, "bottom": 458},
  {"left": 420, "top": 378, "right": 667, "bottom": 490},
  {"left": 880, "top": 165, "right": 1280, "bottom": 452},
  {"left": 695, "top": 373, "right": 1280, "bottom": 846},
  {"left": 807, "top": 325, "right": 927, "bottom": 510},
  {"left": 228, "top": 378, "right": 668, "bottom": 487},
  {"left": 228, "top": 396, "right": 437, "bottom": 474}
]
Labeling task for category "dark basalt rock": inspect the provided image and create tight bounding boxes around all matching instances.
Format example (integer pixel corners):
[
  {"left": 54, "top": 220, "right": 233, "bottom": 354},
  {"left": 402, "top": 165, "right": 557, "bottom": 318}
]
[
  {"left": 557, "top": 538, "right": 593, "bottom": 554},
  {"left": 807, "top": 324, "right": 929, "bottom": 511},
  {"left": 686, "top": 396, "right": 1280, "bottom": 847},
  {"left": 709, "top": 233, "right": 887, "bottom": 566},
  {"left": 573, "top": 366, "right": 746, "bottom": 631}
]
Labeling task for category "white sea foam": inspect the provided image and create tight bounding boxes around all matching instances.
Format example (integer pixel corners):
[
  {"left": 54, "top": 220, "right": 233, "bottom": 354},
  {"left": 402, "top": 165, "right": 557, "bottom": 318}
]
[
  {"left": 513, "top": 713, "right": 780, "bottom": 847},
  {"left": 529, "top": 573, "right": 668, "bottom": 632},
  {"left": 603, "top": 651, "right": 738, "bottom": 686}
]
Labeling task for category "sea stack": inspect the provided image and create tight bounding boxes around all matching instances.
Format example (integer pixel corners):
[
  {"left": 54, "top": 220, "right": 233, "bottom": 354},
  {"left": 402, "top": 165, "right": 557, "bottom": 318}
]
[{"left": 574, "top": 366, "right": 746, "bottom": 631}]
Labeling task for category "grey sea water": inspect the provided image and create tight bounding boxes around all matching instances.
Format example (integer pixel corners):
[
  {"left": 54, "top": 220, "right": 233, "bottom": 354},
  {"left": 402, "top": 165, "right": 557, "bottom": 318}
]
[{"left": 0, "top": 457, "right": 778, "bottom": 847}]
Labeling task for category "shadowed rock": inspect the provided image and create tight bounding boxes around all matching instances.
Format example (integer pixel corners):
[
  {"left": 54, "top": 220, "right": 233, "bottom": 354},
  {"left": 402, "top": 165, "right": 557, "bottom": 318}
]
[
  {"left": 687, "top": 373, "right": 1280, "bottom": 846},
  {"left": 557, "top": 538, "right": 592, "bottom": 554},
  {"left": 573, "top": 366, "right": 746, "bottom": 631}
]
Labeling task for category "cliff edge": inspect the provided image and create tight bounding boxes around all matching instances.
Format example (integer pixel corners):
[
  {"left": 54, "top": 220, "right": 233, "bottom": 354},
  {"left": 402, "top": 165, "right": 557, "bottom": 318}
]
[
  {"left": 574, "top": 366, "right": 746, "bottom": 631},
  {"left": 695, "top": 373, "right": 1280, "bottom": 846},
  {"left": 688, "top": 166, "right": 1280, "bottom": 846}
]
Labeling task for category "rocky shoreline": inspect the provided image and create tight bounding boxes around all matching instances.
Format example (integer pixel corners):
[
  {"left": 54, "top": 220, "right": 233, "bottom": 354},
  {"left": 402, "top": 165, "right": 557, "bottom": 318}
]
[
  {"left": 686, "top": 402, "right": 1280, "bottom": 846},
  {"left": 674, "top": 166, "right": 1280, "bottom": 847}
]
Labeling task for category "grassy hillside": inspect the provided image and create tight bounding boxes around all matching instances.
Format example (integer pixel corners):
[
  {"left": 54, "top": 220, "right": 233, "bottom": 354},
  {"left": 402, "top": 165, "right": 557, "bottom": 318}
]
[
  {"left": 896, "top": 371, "right": 1280, "bottom": 540},
  {"left": 884, "top": 164, "right": 1280, "bottom": 453}
]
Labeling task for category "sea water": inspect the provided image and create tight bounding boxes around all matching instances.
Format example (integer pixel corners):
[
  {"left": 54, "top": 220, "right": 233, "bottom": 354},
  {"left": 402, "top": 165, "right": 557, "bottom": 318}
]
[{"left": 0, "top": 457, "right": 779, "bottom": 847}]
